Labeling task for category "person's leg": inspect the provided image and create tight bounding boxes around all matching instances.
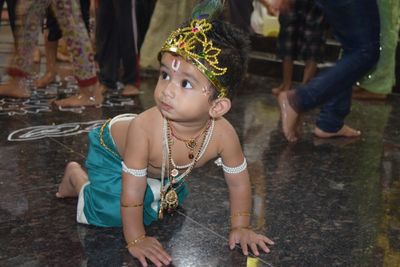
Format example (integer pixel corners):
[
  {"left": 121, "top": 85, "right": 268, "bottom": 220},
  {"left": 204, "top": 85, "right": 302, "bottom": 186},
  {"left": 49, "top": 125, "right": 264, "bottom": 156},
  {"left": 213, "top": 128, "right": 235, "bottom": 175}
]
[
  {"left": 79, "top": 0, "right": 90, "bottom": 34},
  {"left": 116, "top": 0, "right": 140, "bottom": 96},
  {"left": 314, "top": 87, "right": 361, "bottom": 138},
  {"left": 272, "top": 58, "right": 293, "bottom": 95},
  {"left": 278, "top": 0, "right": 380, "bottom": 140},
  {"left": 299, "top": 0, "right": 325, "bottom": 85},
  {"left": 0, "top": 0, "right": 48, "bottom": 98},
  {"left": 302, "top": 60, "right": 317, "bottom": 84},
  {"left": 273, "top": 4, "right": 298, "bottom": 95},
  {"left": 56, "top": 161, "right": 88, "bottom": 198},
  {"left": 51, "top": 0, "right": 102, "bottom": 107},
  {"left": 356, "top": 0, "right": 400, "bottom": 96},
  {"left": 95, "top": 0, "right": 118, "bottom": 92},
  {"left": 35, "top": 8, "right": 60, "bottom": 87},
  {"left": 6, "top": 0, "right": 17, "bottom": 38}
]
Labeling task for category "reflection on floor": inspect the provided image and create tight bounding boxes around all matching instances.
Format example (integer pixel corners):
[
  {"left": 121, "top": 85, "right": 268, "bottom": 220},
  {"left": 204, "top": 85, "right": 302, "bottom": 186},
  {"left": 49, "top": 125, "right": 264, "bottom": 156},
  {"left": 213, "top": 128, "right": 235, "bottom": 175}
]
[{"left": 1, "top": 29, "right": 400, "bottom": 267}]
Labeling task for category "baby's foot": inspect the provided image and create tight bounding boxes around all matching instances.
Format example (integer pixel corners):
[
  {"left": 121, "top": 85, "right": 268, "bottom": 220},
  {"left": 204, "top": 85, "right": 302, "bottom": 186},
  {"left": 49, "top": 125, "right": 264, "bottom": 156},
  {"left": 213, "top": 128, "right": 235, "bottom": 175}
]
[
  {"left": 314, "top": 125, "right": 361, "bottom": 138},
  {"left": 56, "top": 162, "right": 81, "bottom": 198},
  {"left": 278, "top": 91, "right": 299, "bottom": 142},
  {"left": 34, "top": 72, "right": 56, "bottom": 88},
  {"left": 121, "top": 84, "right": 140, "bottom": 96},
  {"left": 0, "top": 78, "right": 31, "bottom": 98}
]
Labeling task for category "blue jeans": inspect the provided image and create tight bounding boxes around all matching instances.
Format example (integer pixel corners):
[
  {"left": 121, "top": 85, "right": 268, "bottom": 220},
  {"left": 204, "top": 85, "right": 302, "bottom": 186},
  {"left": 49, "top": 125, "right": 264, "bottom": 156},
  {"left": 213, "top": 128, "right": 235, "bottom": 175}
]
[{"left": 290, "top": 0, "right": 380, "bottom": 132}]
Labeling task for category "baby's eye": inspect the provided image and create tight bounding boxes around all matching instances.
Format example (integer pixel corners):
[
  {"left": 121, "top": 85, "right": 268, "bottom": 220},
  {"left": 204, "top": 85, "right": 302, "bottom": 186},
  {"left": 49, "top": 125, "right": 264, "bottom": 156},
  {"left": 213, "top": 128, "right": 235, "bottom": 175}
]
[
  {"left": 160, "top": 71, "right": 170, "bottom": 81},
  {"left": 181, "top": 80, "right": 193, "bottom": 89}
]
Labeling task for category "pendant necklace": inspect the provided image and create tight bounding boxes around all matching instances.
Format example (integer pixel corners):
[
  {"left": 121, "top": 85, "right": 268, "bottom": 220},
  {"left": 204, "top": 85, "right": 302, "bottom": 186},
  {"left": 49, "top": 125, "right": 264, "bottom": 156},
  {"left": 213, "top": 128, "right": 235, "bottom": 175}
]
[
  {"left": 168, "top": 120, "right": 211, "bottom": 159},
  {"left": 158, "top": 117, "right": 214, "bottom": 219}
]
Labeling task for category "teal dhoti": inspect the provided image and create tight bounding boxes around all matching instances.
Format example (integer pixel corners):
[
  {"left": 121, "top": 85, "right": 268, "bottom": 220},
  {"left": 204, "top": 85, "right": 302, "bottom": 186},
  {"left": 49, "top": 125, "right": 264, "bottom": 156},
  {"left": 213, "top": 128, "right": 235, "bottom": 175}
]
[{"left": 78, "top": 116, "right": 189, "bottom": 227}]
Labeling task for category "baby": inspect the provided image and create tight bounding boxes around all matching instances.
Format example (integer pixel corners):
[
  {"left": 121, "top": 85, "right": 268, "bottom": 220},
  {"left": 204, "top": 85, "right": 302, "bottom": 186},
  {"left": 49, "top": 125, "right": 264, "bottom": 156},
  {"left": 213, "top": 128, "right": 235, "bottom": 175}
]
[{"left": 57, "top": 18, "right": 274, "bottom": 267}]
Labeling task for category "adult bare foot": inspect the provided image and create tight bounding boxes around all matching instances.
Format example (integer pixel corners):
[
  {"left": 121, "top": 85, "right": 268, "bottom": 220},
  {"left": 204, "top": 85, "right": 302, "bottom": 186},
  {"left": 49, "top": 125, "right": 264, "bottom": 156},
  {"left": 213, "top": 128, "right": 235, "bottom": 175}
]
[
  {"left": 0, "top": 78, "right": 31, "bottom": 98},
  {"left": 121, "top": 84, "right": 140, "bottom": 96},
  {"left": 272, "top": 83, "right": 291, "bottom": 96},
  {"left": 34, "top": 72, "right": 56, "bottom": 88},
  {"left": 56, "top": 162, "right": 87, "bottom": 198},
  {"left": 314, "top": 125, "right": 361, "bottom": 138},
  {"left": 54, "top": 83, "right": 104, "bottom": 107},
  {"left": 278, "top": 91, "right": 299, "bottom": 142},
  {"left": 99, "top": 84, "right": 109, "bottom": 94}
]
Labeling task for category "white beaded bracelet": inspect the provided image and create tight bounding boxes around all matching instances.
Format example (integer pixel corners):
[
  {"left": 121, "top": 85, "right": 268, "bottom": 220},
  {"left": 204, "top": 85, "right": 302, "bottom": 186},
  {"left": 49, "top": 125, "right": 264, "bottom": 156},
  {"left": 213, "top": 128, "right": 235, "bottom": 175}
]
[
  {"left": 121, "top": 161, "right": 147, "bottom": 177},
  {"left": 215, "top": 157, "right": 247, "bottom": 174}
]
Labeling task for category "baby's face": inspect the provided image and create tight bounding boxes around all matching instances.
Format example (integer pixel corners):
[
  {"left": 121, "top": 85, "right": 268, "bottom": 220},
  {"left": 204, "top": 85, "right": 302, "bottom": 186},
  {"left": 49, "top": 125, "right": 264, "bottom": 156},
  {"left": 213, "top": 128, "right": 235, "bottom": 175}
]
[{"left": 154, "top": 53, "right": 214, "bottom": 122}]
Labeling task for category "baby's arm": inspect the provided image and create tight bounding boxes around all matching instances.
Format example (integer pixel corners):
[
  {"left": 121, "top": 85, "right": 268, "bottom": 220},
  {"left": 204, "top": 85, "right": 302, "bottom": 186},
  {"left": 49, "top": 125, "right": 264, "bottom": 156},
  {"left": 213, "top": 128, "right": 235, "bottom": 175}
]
[
  {"left": 121, "top": 119, "right": 171, "bottom": 267},
  {"left": 219, "top": 122, "right": 274, "bottom": 256}
]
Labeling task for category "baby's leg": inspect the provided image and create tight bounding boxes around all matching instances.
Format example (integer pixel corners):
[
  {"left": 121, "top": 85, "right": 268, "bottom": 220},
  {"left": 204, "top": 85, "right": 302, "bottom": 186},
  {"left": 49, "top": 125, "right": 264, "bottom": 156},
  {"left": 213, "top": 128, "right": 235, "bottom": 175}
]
[{"left": 56, "top": 161, "right": 88, "bottom": 198}]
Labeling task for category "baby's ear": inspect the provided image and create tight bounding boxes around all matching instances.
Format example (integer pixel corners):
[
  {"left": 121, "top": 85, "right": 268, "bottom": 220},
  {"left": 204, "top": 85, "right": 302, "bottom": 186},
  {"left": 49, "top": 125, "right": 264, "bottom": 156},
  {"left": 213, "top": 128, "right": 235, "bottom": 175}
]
[{"left": 209, "top": 97, "right": 231, "bottom": 118}]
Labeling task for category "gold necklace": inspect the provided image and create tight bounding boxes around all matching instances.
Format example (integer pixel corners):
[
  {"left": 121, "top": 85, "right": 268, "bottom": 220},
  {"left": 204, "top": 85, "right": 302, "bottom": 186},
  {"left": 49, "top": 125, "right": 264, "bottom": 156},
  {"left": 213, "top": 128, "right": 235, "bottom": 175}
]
[
  {"left": 168, "top": 120, "right": 211, "bottom": 159},
  {"left": 158, "top": 119, "right": 211, "bottom": 219}
]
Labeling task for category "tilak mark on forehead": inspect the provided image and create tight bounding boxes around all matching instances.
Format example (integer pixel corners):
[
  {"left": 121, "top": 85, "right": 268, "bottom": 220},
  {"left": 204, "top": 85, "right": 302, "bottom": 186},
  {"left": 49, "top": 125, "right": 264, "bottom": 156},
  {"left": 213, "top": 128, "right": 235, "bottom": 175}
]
[{"left": 172, "top": 59, "right": 181, "bottom": 72}]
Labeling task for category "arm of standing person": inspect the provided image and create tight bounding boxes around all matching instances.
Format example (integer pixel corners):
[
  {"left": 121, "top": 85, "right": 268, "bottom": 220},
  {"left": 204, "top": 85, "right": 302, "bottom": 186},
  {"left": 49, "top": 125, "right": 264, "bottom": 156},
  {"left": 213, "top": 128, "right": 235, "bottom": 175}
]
[
  {"left": 121, "top": 118, "right": 172, "bottom": 267},
  {"left": 218, "top": 120, "right": 274, "bottom": 256}
]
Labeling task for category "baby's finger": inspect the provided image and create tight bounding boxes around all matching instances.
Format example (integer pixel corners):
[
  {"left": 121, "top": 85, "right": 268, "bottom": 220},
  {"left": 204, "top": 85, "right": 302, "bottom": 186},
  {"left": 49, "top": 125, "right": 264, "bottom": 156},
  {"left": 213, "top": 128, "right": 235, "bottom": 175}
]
[
  {"left": 137, "top": 254, "right": 148, "bottom": 267},
  {"left": 250, "top": 242, "right": 259, "bottom": 256},
  {"left": 228, "top": 234, "right": 237, "bottom": 250},
  {"left": 145, "top": 250, "right": 164, "bottom": 267},
  {"left": 257, "top": 239, "right": 271, "bottom": 254},
  {"left": 262, "top": 236, "right": 275, "bottom": 245},
  {"left": 152, "top": 245, "right": 172, "bottom": 264},
  {"left": 240, "top": 239, "right": 249, "bottom": 256}
]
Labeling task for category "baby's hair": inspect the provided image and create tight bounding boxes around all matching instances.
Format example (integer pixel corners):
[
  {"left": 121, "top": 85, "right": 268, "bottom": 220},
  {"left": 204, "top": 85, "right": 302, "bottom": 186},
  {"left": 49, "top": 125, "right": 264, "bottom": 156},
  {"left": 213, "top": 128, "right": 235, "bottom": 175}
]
[
  {"left": 175, "top": 19, "right": 250, "bottom": 100},
  {"left": 204, "top": 20, "right": 250, "bottom": 100}
]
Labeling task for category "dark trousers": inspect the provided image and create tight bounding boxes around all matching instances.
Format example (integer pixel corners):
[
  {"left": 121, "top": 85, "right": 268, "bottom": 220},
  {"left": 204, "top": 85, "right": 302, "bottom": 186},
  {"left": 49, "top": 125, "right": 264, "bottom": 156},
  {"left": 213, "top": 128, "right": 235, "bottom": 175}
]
[
  {"left": 96, "top": 0, "right": 138, "bottom": 89},
  {"left": 46, "top": 0, "right": 90, "bottom": 42},
  {"left": 292, "top": 0, "right": 380, "bottom": 132}
]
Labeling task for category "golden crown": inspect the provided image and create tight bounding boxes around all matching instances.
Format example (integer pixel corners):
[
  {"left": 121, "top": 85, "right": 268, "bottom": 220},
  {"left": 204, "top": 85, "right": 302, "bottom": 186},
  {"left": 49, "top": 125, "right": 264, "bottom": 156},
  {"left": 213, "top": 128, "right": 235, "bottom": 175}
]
[{"left": 160, "top": 19, "right": 228, "bottom": 98}]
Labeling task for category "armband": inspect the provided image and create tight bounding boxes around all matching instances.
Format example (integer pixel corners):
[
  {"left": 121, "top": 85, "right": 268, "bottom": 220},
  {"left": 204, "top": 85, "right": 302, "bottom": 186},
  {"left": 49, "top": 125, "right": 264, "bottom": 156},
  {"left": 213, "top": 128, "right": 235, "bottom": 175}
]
[
  {"left": 215, "top": 157, "right": 247, "bottom": 174},
  {"left": 121, "top": 161, "right": 147, "bottom": 177}
]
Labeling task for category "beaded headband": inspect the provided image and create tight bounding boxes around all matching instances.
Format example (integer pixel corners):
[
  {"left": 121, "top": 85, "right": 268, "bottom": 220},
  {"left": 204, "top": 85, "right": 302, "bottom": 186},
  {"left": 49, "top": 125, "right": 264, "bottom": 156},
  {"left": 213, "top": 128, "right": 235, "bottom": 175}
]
[{"left": 159, "top": 19, "right": 228, "bottom": 98}]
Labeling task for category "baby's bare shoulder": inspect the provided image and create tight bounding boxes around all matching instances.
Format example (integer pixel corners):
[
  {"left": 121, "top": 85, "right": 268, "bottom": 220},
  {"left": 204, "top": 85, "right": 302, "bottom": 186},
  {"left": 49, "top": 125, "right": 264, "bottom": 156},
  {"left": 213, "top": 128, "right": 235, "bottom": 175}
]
[{"left": 129, "top": 107, "right": 161, "bottom": 130}]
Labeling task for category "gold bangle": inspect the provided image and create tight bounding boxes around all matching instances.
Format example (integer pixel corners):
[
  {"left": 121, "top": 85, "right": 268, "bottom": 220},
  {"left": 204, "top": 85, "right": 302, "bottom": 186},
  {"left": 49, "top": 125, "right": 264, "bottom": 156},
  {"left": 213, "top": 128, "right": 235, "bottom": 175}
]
[
  {"left": 231, "top": 226, "right": 252, "bottom": 231},
  {"left": 126, "top": 234, "right": 146, "bottom": 248},
  {"left": 231, "top": 211, "right": 251, "bottom": 217},
  {"left": 121, "top": 202, "right": 143, "bottom": 208}
]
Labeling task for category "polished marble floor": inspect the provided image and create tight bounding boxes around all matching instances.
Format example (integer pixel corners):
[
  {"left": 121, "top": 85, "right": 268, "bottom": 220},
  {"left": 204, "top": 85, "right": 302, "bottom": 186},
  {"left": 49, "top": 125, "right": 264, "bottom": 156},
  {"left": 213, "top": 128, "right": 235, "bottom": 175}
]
[{"left": 1, "top": 26, "right": 400, "bottom": 267}]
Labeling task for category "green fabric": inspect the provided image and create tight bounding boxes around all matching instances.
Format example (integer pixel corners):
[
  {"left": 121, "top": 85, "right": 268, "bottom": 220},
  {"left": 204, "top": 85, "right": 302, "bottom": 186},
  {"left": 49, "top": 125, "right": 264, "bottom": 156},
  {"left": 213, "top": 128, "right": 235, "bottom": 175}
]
[
  {"left": 83, "top": 121, "right": 189, "bottom": 227},
  {"left": 358, "top": 0, "right": 400, "bottom": 94}
]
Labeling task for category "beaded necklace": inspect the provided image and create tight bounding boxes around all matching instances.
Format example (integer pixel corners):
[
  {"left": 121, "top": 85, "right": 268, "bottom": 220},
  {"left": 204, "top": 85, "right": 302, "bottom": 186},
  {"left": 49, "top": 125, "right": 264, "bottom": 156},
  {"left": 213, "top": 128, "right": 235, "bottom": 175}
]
[
  {"left": 169, "top": 120, "right": 211, "bottom": 159},
  {"left": 158, "top": 117, "right": 214, "bottom": 219}
]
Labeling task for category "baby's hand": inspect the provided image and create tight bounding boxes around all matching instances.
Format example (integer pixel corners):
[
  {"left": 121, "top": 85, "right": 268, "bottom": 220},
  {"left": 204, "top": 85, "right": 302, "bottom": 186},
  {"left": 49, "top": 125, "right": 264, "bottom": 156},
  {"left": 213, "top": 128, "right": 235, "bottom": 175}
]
[
  {"left": 127, "top": 236, "right": 172, "bottom": 267},
  {"left": 229, "top": 228, "right": 274, "bottom": 256}
]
